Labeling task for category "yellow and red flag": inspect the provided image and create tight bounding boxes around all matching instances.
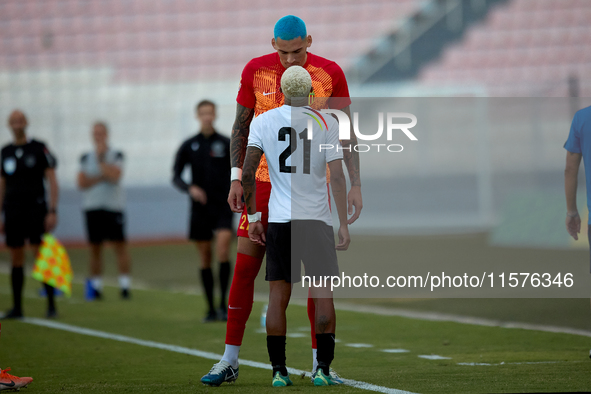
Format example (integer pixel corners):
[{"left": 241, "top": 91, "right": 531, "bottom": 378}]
[{"left": 32, "top": 234, "right": 73, "bottom": 297}]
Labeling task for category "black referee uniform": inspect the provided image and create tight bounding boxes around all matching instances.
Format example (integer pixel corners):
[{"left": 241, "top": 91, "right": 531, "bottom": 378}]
[
  {"left": 173, "top": 129, "right": 233, "bottom": 320},
  {"left": 1, "top": 139, "right": 58, "bottom": 318},
  {"left": 173, "top": 132, "right": 233, "bottom": 240}
]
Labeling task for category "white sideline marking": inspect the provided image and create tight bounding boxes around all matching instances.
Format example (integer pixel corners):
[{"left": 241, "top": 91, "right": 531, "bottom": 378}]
[
  {"left": 457, "top": 361, "right": 563, "bottom": 366},
  {"left": 22, "top": 317, "right": 418, "bottom": 394},
  {"left": 346, "top": 343, "right": 374, "bottom": 348},
  {"left": 418, "top": 355, "right": 451, "bottom": 360},
  {"left": 286, "top": 333, "right": 306, "bottom": 338},
  {"left": 330, "top": 302, "right": 591, "bottom": 338},
  {"left": 382, "top": 349, "right": 410, "bottom": 353}
]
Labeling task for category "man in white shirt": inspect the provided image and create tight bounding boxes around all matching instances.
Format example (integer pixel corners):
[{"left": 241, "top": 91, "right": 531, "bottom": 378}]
[
  {"left": 78, "top": 122, "right": 131, "bottom": 299},
  {"left": 242, "top": 66, "right": 350, "bottom": 386}
]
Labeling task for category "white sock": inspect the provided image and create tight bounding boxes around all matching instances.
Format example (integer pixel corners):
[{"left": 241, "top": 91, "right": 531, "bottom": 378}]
[
  {"left": 312, "top": 348, "right": 318, "bottom": 372},
  {"left": 119, "top": 275, "right": 131, "bottom": 290},
  {"left": 91, "top": 276, "right": 103, "bottom": 291},
  {"left": 221, "top": 344, "right": 240, "bottom": 369}
]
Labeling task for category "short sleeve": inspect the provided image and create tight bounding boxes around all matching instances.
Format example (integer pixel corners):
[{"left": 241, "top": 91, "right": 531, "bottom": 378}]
[
  {"left": 247, "top": 116, "right": 264, "bottom": 152},
  {"left": 0, "top": 149, "right": 5, "bottom": 177},
  {"left": 328, "top": 63, "right": 352, "bottom": 110},
  {"left": 236, "top": 61, "right": 256, "bottom": 109},
  {"left": 113, "top": 151, "right": 124, "bottom": 168},
  {"left": 564, "top": 112, "right": 582, "bottom": 154},
  {"left": 79, "top": 153, "right": 89, "bottom": 172},
  {"left": 325, "top": 117, "right": 343, "bottom": 163},
  {"left": 40, "top": 143, "right": 57, "bottom": 169}
]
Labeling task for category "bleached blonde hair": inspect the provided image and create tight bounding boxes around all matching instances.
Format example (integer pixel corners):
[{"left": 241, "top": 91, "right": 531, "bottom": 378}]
[{"left": 281, "top": 66, "right": 312, "bottom": 100}]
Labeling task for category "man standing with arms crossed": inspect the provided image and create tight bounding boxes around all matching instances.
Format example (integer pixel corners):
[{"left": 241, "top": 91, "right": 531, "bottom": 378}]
[
  {"left": 201, "top": 15, "right": 362, "bottom": 385},
  {"left": 78, "top": 121, "right": 131, "bottom": 300}
]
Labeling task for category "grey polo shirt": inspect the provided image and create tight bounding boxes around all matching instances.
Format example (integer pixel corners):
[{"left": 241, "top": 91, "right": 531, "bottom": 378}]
[{"left": 80, "top": 149, "right": 125, "bottom": 211}]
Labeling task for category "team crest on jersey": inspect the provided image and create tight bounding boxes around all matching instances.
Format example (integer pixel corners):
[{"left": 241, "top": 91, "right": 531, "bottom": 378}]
[
  {"left": 211, "top": 141, "right": 225, "bottom": 157},
  {"left": 15, "top": 148, "right": 23, "bottom": 158},
  {"left": 191, "top": 142, "right": 200, "bottom": 151},
  {"left": 25, "top": 155, "right": 36, "bottom": 168},
  {"left": 3, "top": 157, "right": 16, "bottom": 175}
]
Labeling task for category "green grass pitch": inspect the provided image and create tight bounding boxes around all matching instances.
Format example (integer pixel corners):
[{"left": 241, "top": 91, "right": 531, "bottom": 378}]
[{"left": 0, "top": 234, "right": 590, "bottom": 393}]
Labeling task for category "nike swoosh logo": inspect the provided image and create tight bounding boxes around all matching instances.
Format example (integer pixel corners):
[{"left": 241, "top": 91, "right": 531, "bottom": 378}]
[
  {"left": 262, "top": 92, "right": 276, "bottom": 96},
  {"left": 0, "top": 381, "right": 15, "bottom": 387},
  {"left": 228, "top": 306, "right": 242, "bottom": 310}
]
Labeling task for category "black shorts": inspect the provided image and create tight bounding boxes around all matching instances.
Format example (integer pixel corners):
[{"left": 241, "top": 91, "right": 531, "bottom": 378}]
[
  {"left": 4, "top": 206, "right": 47, "bottom": 248},
  {"left": 85, "top": 209, "right": 126, "bottom": 244},
  {"left": 265, "top": 220, "right": 339, "bottom": 283},
  {"left": 190, "top": 202, "right": 233, "bottom": 241}
]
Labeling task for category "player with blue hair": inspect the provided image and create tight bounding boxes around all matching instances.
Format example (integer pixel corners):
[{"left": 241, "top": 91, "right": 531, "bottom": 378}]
[
  {"left": 274, "top": 15, "right": 307, "bottom": 41},
  {"left": 201, "top": 15, "right": 363, "bottom": 387}
]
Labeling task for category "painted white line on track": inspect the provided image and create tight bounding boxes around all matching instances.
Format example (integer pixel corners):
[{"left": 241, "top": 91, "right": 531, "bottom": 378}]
[{"left": 21, "top": 317, "right": 418, "bottom": 394}]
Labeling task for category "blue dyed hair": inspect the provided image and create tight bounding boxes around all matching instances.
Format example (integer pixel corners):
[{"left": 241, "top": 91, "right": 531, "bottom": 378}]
[{"left": 274, "top": 15, "right": 307, "bottom": 41}]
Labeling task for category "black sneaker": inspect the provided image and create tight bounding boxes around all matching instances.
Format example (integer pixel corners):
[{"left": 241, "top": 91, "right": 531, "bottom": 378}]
[
  {"left": 46, "top": 309, "right": 58, "bottom": 319},
  {"left": 93, "top": 289, "right": 103, "bottom": 300},
  {"left": 1, "top": 309, "right": 23, "bottom": 320},
  {"left": 217, "top": 307, "right": 228, "bottom": 322},
  {"left": 202, "top": 311, "right": 218, "bottom": 323},
  {"left": 121, "top": 288, "right": 131, "bottom": 299}
]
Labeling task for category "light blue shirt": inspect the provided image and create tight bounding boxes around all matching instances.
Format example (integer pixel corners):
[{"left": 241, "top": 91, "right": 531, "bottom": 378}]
[{"left": 564, "top": 105, "right": 591, "bottom": 222}]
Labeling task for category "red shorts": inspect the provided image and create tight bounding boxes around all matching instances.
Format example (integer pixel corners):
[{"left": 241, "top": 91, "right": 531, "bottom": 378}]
[{"left": 237, "top": 181, "right": 272, "bottom": 238}]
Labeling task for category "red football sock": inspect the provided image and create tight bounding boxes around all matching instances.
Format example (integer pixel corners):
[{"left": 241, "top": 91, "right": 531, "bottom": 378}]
[
  {"left": 225, "top": 252, "right": 263, "bottom": 346},
  {"left": 307, "top": 289, "right": 317, "bottom": 349}
]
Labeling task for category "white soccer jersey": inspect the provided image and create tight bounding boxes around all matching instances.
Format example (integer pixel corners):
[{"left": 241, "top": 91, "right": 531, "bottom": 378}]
[{"left": 247, "top": 105, "right": 342, "bottom": 225}]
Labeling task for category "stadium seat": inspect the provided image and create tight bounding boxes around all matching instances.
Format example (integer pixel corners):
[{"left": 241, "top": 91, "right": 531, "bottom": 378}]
[
  {"left": 416, "top": 0, "right": 591, "bottom": 96},
  {"left": 0, "top": 0, "right": 423, "bottom": 81}
]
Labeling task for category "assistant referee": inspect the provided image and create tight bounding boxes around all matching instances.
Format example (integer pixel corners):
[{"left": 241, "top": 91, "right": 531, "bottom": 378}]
[
  {"left": 1, "top": 110, "right": 59, "bottom": 319},
  {"left": 173, "top": 100, "right": 233, "bottom": 322}
]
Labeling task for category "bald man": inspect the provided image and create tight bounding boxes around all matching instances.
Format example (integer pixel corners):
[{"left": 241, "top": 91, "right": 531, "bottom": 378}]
[
  {"left": 78, "top": 122, "right": 131, "bottom": 300},
  {"left": 0, "top": 110, "right": 59, "bottom": 319}
]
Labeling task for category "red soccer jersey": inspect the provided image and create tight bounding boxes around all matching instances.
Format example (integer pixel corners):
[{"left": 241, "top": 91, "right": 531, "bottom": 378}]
[{"left": 237, "top": 52, "right": 351, "bottom": 182}]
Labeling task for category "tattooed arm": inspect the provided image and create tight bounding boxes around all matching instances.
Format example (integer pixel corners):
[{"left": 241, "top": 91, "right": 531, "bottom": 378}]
[
  {"left": 242, "top": 145, "right": 265, "bottom": 245},
  {"left": 228, "top": 103, "right": 255, "bottom": 212},
  {"left": 340, "top": 105, "right": 363, "bottom": 224}
]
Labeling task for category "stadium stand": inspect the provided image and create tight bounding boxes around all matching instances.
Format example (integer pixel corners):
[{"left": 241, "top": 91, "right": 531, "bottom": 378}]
[
  {"left": 3, "top": 0, "right": 587, "bottom": 241},
  {"left": 0, "top": 0, "right": 425, "bottom": 241},
  {"left": 417, "top": 0, "right": 591, "bottom": 96},
  {"left": 0, "top": 0, "right": 422, "bottom": 82}
]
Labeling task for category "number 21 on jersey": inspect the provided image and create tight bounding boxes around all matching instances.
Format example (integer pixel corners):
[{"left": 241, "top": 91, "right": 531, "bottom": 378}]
[{"left": 278, "top": 127, "right": 311, "bottom": 174}]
